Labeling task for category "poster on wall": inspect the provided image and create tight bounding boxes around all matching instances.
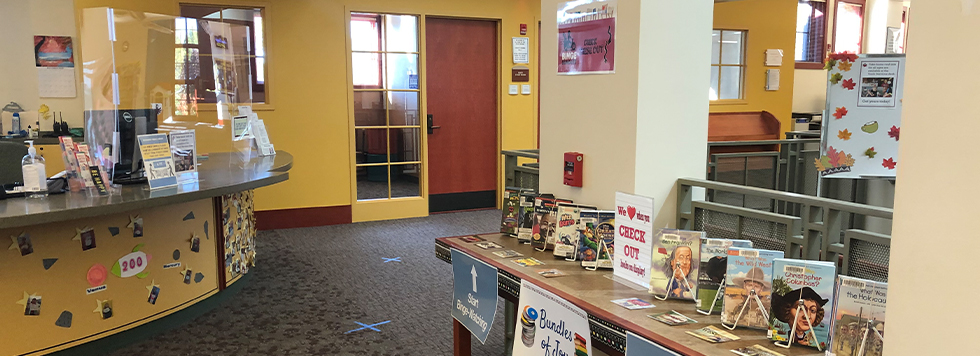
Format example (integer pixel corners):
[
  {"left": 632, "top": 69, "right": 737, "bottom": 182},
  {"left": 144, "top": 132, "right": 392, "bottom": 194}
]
[
  {"left": 512, "top": 280, "right": 592, "bottom": 356},
  {"left": 613, "top": 192, "right": 654, "bottom": 289},
  {"left": 820, "top": 54, "right": 905, "bottom": 178},
  {"left": 557, "top": 0, "right": 616, "bottom": 75}
]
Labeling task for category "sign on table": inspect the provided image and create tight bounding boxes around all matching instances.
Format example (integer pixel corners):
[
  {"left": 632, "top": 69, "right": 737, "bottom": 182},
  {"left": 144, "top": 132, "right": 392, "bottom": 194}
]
[
  {"left": 512, "top": 280, "right": 592, "bottom": 356},
  {"left": 451, "top": 249, "right": 499, "bottom": 344},
  {"left": 614, "top": 192, "right": 654, "bottom": 288}
]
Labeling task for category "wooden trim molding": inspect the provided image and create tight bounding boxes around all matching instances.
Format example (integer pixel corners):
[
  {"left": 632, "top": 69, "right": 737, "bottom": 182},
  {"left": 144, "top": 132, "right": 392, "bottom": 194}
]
[
  {"left": 795, "top": 62, "right": 825, "bottom": 70},
  {"left": 255, "top": 205, "right": 353, "bottom": 230}
]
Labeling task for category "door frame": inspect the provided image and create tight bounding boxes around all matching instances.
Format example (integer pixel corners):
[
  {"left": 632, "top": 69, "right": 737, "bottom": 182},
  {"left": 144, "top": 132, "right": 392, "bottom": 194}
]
[{"left": 345, "top": 8, "right": 503, "bottom": 222}]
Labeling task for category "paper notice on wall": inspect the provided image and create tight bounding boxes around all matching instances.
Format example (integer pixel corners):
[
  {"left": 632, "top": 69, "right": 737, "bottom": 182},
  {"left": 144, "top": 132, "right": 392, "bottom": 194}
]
[
  {"left": 38, "top": 67, "right": 76, "bottom": 98},
  {"left": 512, "top": 280, "right": 592, "bottom": 356},
  {"left": 765, "top": 49, "right": 783, "bottom": 67},
  {"left": 613, "top": 192, "right": 654, "bottom": 289},
  {"left": 513, "top": 37, "right": 530, "bottom": 64},
  {"left": 766, "top": 69, "right": 780, "bottom": 91},
  {"left": 557, "top": 0, "right": 617, "bottom": 75}
]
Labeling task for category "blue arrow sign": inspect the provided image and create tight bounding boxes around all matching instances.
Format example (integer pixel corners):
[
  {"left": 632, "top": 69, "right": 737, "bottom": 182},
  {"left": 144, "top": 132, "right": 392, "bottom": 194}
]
[{"left": 451, "top": 248, "right": 498, "bottom": 344}]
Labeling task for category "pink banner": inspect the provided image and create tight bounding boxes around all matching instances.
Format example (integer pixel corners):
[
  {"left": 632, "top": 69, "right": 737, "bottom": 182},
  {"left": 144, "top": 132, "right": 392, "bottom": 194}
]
[{"left": 558, "top": 17, "right": 615, "bottom": 74}]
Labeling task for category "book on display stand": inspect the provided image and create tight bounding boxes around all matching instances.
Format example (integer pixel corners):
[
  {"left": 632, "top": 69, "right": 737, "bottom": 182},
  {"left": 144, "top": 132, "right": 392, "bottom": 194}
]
[
  {"left": 516, "top": 191, "right": 540, "bottom": 244},
  {"left": 649, "top": 229, "right": 703, "bottom": 302},
  {"left": 828, "top": 276, "right": 887, "bottom": 356},
  {"left": 552, "top": 203, "right": 595, "bottom": 259},
  {"left": 579, "top": 210, "right": 615, "bottom": 270},
  {"left": 500, "top": 189, "right": 524, "bottom": 235},
  {"left": 696, "top": 238, "right": 753, "bottom": 315},
  {"left": 720, "top": 247, "right": 784, "bottom": 331},
  {"left": 530, "top": 196, "right": 571, "bottom": 251},
  {"left": 768, "top": 258, "right": 836, "bottom": 351}
]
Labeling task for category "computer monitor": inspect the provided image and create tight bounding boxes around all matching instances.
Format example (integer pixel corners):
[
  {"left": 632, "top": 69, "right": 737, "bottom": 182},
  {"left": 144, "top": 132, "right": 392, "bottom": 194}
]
[{"left": 83, "top": 109, "right": 158, "bottom": 181}]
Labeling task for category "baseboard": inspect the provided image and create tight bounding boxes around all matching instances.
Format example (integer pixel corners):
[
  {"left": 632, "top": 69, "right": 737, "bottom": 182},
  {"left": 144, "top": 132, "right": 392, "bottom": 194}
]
[
  {"left": 429, "top": 190, "right": 496, "bottom": 213},
  {"left": 255, "top": 205, "right": 352, "bottom": 230}
]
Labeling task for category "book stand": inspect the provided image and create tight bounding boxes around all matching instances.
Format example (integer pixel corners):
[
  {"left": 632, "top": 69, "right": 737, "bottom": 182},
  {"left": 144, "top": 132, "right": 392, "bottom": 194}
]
[
  {"left": 585, "top": 240, "right": 612, "bottom": 271},
  {"left": 655, "top": 261, "right": 695, "bottom": 301},
  {"left": 856, "top": 319, "right": 884, "bottom": 356},
  {"left": 722, "top": 288, "right": 770, "bottom": 330},
  {"left": 697, "top": 282, "right": 726, "bottom": 315},
  {"left": 774, "top": 299, "right": 823, "bottom": 351}
]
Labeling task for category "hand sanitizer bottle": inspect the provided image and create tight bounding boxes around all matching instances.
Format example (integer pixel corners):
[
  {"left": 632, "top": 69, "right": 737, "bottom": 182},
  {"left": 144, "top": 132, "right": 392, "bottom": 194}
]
[{"left": 21, "top": 140, "right": 47, "bottom": 198}]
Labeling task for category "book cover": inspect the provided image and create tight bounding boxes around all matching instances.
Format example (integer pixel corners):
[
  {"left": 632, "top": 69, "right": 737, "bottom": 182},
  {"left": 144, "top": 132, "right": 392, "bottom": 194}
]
[
  {"left": 648, "top": 229, "right": 704, "bottom": 301},
  {"left": 828, "top": 276, "right": 887, "bottom": 356},
  {"left": 697, "top": 238, "right": 753, "bottom": 314},
  {"left": 553, "top": 203, "right": 595, "bottom": 259},
  {"left": 721, "top": 247, "right": 784, "bottom": 330},
  {"left": 500, "top": 189, "right": 522, "bottom": 235},
  {"left": 579, "top": 211, "right": 615, "bottom": 268},
  {"left": 768, "top": 258, "right": 836, "bottom": 350},
  {"left": 531, "top": 197, "right": 572, "bottom": 251},
  {"left": 516, "top": 192, "right": 539, "bottom": 243}
]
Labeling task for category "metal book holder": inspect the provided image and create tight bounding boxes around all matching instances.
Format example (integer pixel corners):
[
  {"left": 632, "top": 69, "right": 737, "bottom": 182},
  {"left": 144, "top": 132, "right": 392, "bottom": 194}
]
[
  {"left": 774, "top": 299, "right": 823, "bottom": 351},
  {"left": 585, "top": 239, "right": 610, "bottom": 271},
  {"left": 857, "top": 318, "right": 884, "bottom": 356},
  {"left": 655, "top": 261, "right": 695, "bottom": 301},
  {"left": 697, "top": 281, "right": 726, "bottom": 315},
  {"left": 722, "top": 288, "right": 770, "bottom": 330}
]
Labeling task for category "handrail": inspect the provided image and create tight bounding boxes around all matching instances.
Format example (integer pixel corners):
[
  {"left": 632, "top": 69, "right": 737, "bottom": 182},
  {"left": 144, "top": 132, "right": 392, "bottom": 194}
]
[
  {"left": 707, "top": 138, "right": 820, "bottom": 147},
  {"left": 678, "top": 178, "right": 893, "bottom": 219},
  {"left": 500, "top": 149, "right": 540, "bottom": 160}
]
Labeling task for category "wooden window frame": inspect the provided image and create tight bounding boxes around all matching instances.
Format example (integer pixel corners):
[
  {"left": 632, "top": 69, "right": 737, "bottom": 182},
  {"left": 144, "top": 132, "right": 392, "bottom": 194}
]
[
  {"left": 710, "top": 29, "right": 747, "bottom": 103},
  {"left": 351, "top": 14, "right": 384, "bottom": 90},
  {"left": 832, "top": 0, "right": 866, "bottom": 55},
  {"left": 795, "top": 1, "right": 830, "bottom": 70}
]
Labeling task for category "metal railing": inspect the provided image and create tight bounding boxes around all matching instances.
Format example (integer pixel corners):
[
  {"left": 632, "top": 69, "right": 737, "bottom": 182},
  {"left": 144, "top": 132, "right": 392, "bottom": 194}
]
[
  {"left": 502, "top": 149, "right": 539, "bottom": 192},
  {"left": 677, "top": 178, "right": 892, "bottom": 282}
]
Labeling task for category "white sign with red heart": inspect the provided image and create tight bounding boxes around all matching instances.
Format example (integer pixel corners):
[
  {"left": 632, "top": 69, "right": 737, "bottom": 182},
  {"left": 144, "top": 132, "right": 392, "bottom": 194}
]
[{"left": 614, "top": 191, "right": 654, "bottom": 288}]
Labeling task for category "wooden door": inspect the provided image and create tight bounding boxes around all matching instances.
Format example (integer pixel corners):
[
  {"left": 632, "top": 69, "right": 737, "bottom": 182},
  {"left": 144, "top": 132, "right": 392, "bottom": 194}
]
[{"left": 424, "top": 18, "right": 498, "bottom": 212}]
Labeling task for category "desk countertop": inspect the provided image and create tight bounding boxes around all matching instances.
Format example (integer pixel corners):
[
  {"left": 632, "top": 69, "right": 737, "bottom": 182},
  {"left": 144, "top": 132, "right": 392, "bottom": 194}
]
[
  {"left": 437, "top": 233, "right": 823, "bottom": 356},
  {"left": 0, "top": 151, "right": 291, "bottom": 229}
]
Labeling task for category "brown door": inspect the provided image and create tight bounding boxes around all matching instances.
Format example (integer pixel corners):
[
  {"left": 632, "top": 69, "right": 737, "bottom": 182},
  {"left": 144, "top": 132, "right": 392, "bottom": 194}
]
[{"left": 425, "top": 18, "right": 498, "bottom": 212}]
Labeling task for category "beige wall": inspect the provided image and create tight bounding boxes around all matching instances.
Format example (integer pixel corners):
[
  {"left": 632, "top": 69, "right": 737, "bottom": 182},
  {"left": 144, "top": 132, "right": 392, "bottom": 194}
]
[{"left": 886, "top": 1, "right": 978, "bottom": 354}]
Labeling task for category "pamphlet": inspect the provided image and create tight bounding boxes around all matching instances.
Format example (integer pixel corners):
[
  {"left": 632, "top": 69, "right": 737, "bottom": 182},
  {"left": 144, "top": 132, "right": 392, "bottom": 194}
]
[
  {"left": 610, "top": 298, "right": 655, "bottom": 310},
  {"left": 492, "top": 250, "right": 524, "bottom": 258},
  {"left": 169, "top": 130, "right": 198, "bottom": 177},
  {"left": 686, "top": 326, "right": 741, "bottom": 343},
  {"left": 536, "top": 269, "right": 567, "bottom": 278},
  {"left": 459, "top": 235, "right": 486, "bottom": 243},
  {"left": 475, "top": 241, "right": 503, "bottom": 250},
  {"left": 730, "top": 345, "right": 786, "bottom": 356},
  {"left": 649, "top": 310, "right": 698, "bottom": 326},
  {"left": 511, "top": 258, "right": 545, "bottom": 267},
  {"left": 250, "top": 118, "right": 275, "bottom": 156},
  {"left": 136, "top": 134, "right": 177, "bottom": 190}
]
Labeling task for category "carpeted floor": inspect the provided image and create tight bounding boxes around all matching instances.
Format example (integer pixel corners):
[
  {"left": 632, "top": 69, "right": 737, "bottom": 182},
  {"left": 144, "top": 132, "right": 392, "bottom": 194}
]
[{"left": 107, "top": 209, "right": 509, "bottom": 356}]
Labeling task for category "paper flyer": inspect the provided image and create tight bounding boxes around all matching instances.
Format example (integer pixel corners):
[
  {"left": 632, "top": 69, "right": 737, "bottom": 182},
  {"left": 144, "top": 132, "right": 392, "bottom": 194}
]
[
  {"left": 557, "top": 0, "right": 616, "bottom": 75},
  {"left": 136, "top": 134, "right": 177, "bottom": 189},
  {"left": 169, "top": 130, "right": 198, "bottom": 176},
  {"left": 513, "top": 280, "right": 592, "bottom": 356},
  {"left": 613, "top": 192, "right": 654, "bottom": 288}
]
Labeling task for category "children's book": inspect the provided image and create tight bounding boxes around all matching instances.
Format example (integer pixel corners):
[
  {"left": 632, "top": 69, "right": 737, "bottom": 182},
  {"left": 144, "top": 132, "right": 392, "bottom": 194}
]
[
  {"left": 530, "top": 197, "right": 572, "bottom": 251},
  {"left": 516, "top": 192, "right": 540, "bottom": 243},
  {"left": 697, "top": 238, "right": 753, "bottom": 314},
  {"left": 768, "top": 258, "right": 836, "bottom": 350},
  {"left": 686, "top": 326, "right": 741, "bottom": 343},
  {"left": 730, "top": 345, "right": 786, "bottom": 356},
  {"left": 578, "top": 210, "right": 615, "bottom": 269},
  {"left": 648, "top": 229, "right": 704, "bottom": 301},
  {"left": 499, "top": 189, "right": 523, "bottom": 235},
  {"left": 552, "top": 203, "right": 595, "bottom": 259},
  {"left": 721, "top": 247, "right": 784, "bottom": 330},
  {"left": 828, "top": 276, "right": 887, "bottom": 356}
]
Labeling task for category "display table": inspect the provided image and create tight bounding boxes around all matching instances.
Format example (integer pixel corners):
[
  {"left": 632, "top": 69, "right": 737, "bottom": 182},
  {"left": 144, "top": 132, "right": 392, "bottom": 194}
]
[
  {"left": 0, "top": 152, "right": 290, "bottom": 356},
  {"left": 435, "top": 233, "right": 823, "bottom": 356}
]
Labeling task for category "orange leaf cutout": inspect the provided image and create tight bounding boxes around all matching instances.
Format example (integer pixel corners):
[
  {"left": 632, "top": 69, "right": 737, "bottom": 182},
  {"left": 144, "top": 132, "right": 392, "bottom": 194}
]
[{"left": 838, "top": 129, "right": 852, "bottom": 141}]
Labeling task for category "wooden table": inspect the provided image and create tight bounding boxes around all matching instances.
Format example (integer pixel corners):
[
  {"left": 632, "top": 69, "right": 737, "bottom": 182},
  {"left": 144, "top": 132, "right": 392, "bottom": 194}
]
[{"left": 436, "top": 233, "right": 823, "bottom": 356}]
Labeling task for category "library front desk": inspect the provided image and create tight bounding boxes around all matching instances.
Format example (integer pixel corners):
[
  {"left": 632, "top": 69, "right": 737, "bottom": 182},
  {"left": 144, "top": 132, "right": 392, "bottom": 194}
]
[{"left": 0, "top": 152, "right": 291, "bottom": 356}]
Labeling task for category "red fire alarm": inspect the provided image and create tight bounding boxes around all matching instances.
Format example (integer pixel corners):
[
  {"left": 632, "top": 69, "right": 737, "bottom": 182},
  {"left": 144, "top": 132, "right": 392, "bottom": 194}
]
[
  {"left": 564, "top": 152, "right": 583, "bottom": 187},
  {"left": 520, "top": 24, "right": 527, "bottom": 35}
]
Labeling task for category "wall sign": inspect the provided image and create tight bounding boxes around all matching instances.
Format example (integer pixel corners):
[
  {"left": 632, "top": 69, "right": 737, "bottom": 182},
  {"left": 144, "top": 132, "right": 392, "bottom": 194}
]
[
  {"left": 513, "top": 37, "right": 530, "bottom": 64},
  {"left": 557, "top": 0, "right": 617, "bottom": 75},
  {"left": 512, "top": 67, "right": 530, "bottom": 82}
]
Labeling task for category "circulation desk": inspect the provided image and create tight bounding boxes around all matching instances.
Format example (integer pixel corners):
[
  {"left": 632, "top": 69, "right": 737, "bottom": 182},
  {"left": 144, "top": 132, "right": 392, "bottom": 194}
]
[
  {"left": 0, "top": 152, "right": 291, "bottom": 356},
  {"left": 435, "top": 233, "right": 823, "bottom": 356}
]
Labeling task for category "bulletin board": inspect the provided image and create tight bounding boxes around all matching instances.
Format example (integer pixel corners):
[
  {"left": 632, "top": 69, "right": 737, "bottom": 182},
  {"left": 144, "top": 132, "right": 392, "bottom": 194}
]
[
  {"left": 0, "top": 199, "right": 217, "bottom": 356},
  {"left": 222, "top": 190, "right": 257, "bottom": 287},
  {"left": 820, "top": 54, "right": 905, "bottom": 178}
]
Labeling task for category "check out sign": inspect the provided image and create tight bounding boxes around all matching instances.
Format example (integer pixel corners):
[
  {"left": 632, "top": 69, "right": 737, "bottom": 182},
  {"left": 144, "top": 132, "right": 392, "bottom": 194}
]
[{"left": 451, "top": 249, "right": 499, "bottom": 344}]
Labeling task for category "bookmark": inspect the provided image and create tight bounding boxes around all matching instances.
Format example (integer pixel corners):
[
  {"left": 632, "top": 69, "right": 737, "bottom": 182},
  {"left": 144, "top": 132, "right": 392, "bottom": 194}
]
[
  {"left": 774, "top": 299, "right": 823, "bottom": 351},
  {"left": 722, "top": 287, "right": 770, "bottom": 331},
  {"left": 697, "top": 282, "right": 726, "bottom": 315},
  {"left": 655, "top": 260, "right": 695, "bottom": 301}
]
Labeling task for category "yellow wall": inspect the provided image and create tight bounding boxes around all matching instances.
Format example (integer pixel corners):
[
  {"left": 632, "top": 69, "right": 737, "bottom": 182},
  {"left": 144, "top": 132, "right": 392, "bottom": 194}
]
[
  {"left": 73, "top": 0, "right": 541, "bottom": 216},
  {"left": 0, "top": 198, "right": 217, "bottom": 356},
  {"left": 711, "top": 0, "right": 797, "bottom": 138}
]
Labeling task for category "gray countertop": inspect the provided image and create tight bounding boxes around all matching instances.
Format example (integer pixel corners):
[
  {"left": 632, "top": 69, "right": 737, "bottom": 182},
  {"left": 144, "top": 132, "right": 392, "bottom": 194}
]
[{"left": 0, "top": 151, "right": 292, "bottom": 229}]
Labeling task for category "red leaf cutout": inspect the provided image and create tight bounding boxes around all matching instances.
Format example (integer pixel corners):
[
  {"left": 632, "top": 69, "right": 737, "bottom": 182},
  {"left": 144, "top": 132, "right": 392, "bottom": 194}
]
[
  {"left": 842, "top": 78, "right": 856, "bottom": 90},
  {"left": 833, "top": 107, "right": 848, "bottom": 119},
  {"left": 882, "top": 158, "right": 897, "bottom": 169},
  {"left": 888, "top": 126, "right": 900, "bottom": 141}
]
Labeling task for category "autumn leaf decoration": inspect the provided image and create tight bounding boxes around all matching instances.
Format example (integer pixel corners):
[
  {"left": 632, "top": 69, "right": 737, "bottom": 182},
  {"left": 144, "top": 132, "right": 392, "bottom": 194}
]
[
  {"left": 838, "top": 129, "right": 852, "bottom": 141},
  {"left": 829, "top": 73, "right": 844, "bottom": 85},
  {"left": 833, "top": 106, "right": 848, "bottom": 119},
  {"left": 814, "top": 146, "right": 856, "bottom": 172},
  {"left": 838, "top": 60, "right": 853, "bottom": 72},
  {"left": 888, "top": 125, "right": 900, "bottom": 141},
  {"left": 882, "top": 157, "right": 897, "bottom": 170},
  {"left": 864, "top": 147, "right": 877, "bottom": 159},
  {"left": 841, "top": 78, "right": 856, "bottom": 90}
]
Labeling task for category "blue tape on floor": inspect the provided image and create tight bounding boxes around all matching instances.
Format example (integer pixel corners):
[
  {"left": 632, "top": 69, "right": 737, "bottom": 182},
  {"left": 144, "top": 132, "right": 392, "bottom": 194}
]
[
  {"left": 382, "top": 257, "right": 401, "bottom": 263},
  {"left": 345, "top": 320, "right": 391, "bottom": 334}
]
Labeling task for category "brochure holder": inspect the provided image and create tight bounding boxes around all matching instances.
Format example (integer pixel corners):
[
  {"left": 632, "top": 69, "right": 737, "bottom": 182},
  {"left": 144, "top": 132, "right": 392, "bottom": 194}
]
[
  {"left": 722, "top": 288, "right": 770, "bottom": 330},
  {"left": 696, "top": 282, "right": 726, "bottom": 315},
  {"left": 773, "top": 299, "right": 823, "bottom": 351},
  {"left": 654, "top": 260, "right": 695, "bottom": 301}
]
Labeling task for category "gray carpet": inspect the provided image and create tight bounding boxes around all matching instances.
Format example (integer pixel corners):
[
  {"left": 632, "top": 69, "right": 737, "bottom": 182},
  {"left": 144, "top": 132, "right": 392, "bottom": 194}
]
[{"left": 108, "top": 209, "right": 508, "bottom": 356}]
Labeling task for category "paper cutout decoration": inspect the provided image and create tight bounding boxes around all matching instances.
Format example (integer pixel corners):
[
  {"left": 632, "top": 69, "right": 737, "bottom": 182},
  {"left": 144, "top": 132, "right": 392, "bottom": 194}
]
[
  {"left": 837, "top": 60, "right": 853, "bottom": 72},
  {"left": 814, "top": 146, "right": 856, "bottom": 175},
  {"left": 865, "top": 147, "right": 878, "bottom": 159},
  {"left": 55, "top": 311, "right": 73, "bottom": 328},
  {"left": 190, "top": 235, "right": 201, "bottom": 253},
  {"left": 829, "top": 73, "right": 843, "bottom": 84},
  {"left": 888, "top": 125, "right": 900, "bottom": 141},
  {"left": 204, "top": 221, "right": 209, "bottom": 239},
  {"left": 94, "top": 299, "right": 113, "bottom": 319},
  {"left": 128, "top": 215, "right": 144, "bottom": 237},
  {"left": 183, "top": 211, "right": 195, "bottom": 221},
  {"left": 88, "top": 264, "right": 108, "bottom": 287},
  {"left": 833, "top": 106, "right": 848, "bottom": 120},
  {"left": 173, "top": 249, "right": 181, "bottom": 260},
  {"left": 861, "top": 121, "right": 879, "bottom": 134},
  {"left": 9, "top": 232, "right": 34, "bottom": 256},
  {"left": 17, "top": 292, "right": 42, "bottom": 316},
  {"left": 108, "top": 227, "right": 120, "bottom": 236},
  {"left": 111, "top": 244, "right": 152, "bottom": 279},
  {"left": 74, "top": 228, "right": 96, "bottom": 251},
  {"left": 146, "top": 280, "right": 161, "bottom": 305},
  {"left": 43, "top": 258, "right": 58, "bottom": 270},
  {"left": 181, "top": 268, "right": 193, "bottom": 284},
  {"left": 838, "top": 129, "right": 852, "bottom": 141},
  {"left": 882, "top": 158, "right": 897, "bottom": 170},
  {"left": 841, "top": 78, "right": 856, "bottom": 90},
  {"left": 194, "top": 273, "right": 204, "bottom": 283}
]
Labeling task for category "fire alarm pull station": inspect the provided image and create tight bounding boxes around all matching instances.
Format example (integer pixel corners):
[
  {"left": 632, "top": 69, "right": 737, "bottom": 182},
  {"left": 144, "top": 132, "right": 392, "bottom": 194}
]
[{"left": 564, "top": 152, "right": 583, "bottom": 187}]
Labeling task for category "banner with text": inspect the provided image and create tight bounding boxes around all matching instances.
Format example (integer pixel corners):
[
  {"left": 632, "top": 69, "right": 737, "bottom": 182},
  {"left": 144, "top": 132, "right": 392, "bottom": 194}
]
[
  {"left": 512, "top": 280, "right": 592, "bottom": 356},
  {"left": 557, "top": 0, "right": 616, "bottom": 75},
  {"left": 613, "top": 192, "right": 654, "bottom": 288}
]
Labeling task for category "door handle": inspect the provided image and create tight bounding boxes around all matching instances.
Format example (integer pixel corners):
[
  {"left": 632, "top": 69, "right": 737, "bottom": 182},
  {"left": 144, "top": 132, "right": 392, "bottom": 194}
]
[{"left": 427, "top": 114, "right": 441, "bottom": 134}]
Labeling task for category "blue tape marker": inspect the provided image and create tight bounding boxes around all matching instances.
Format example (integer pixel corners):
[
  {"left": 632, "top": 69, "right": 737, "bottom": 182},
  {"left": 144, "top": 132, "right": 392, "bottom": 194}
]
[
  {"left": 345, "top": 320, "right": 391, "bottom": 334},
  {"left": 382, "top": 257, "right": 401, "bottom": 263}
]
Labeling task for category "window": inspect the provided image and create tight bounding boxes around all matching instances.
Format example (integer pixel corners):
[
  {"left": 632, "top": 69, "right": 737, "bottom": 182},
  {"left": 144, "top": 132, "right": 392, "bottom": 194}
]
[
  {"left": 833, "top": 0, "right": 865, "bottom": 54},
  {"left": 176, "top": 4, "right": 269, "bottom": 115},
  {"left": 795, "top": 1, "right": 827, "bottom": 68},
  {"left": 710, "top": 30, "right": 746, "bottom": 101},
  {"left": 350, "top": 13, "right": 421, "bottom": 201}
]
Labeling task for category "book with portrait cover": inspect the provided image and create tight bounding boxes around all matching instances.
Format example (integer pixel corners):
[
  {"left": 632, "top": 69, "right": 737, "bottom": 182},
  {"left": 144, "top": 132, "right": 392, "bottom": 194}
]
[
  {"left": 768, "top": 258, "right": 836, "bottom": 350},
  {"left": 499, "top": 189, "right": 523, "bottom": 235},
  {"left": 530, "top": 197, "right": 571, "bottom": 251},
  {"left": 648, "top": 229, "right": 704, "bottom": 301},
  {"left": 697, "top": 238, "right": 753, "bottom": 314},
  {"left": 828, "top": 276, "right": 887, "bottom": 356},
  {"left": 553, "top": 203, "right": 595, "bottom": 259},
  {"left": 578, "top": 210, "right": 615, "bottom": 268},
  {"left": 516, "top": 191, "right": 540, "bottom": 243},
  {"left": 721, "top": 247, "right": 784, "bottom": 330}
]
